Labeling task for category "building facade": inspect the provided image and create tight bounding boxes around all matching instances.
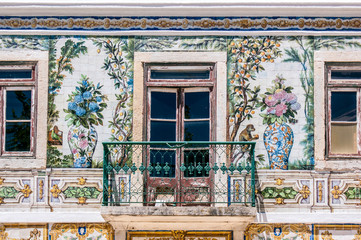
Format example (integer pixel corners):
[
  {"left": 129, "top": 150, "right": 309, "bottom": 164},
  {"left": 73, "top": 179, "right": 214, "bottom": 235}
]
[{"left": 1, "top": 1, "right": 361, "bottom": 239}]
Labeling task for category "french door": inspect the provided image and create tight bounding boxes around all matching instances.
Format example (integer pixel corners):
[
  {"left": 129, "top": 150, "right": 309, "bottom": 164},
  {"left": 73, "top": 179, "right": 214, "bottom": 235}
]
[{"left": 146, "top": 88, "right": 213, "bottom": 205}]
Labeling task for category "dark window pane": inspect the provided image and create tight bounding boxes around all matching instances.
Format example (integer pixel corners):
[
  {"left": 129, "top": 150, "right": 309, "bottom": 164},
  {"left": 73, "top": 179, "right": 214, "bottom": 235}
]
[
  {"left": 184, "top": 121, "right": 209, "bottom": 141},
  {"left": 184, "top": 150, "right": 209, "bottom": 178},
  {"left": 0, "top": 70, "right": 32, "bottom": 79},
  {"left": 331, "top": 70, "right": 361, "bottom": 80},
  {"left": 150, "top": 121, "right": 176, "bottom": 141},
  {"left": 150, "top": 150, "right": 175, "bottom": 177},
  {"left": 6, "top": 90, "right": 31, "bottom": 120},
  {"left": 5, "top": 122, "right": 30, "bottom": 151},
  {"left": 151, "top": 70, "right": 210, "bottom": 80},
  {"left": 151, "top": 92, "right": 176, "bottom": 119},
  {"left": 185, "top": 92, "right": 209, "bottom": 119},
  {"left": 331, "top": 92, "right": 356, "bottom": 121}
]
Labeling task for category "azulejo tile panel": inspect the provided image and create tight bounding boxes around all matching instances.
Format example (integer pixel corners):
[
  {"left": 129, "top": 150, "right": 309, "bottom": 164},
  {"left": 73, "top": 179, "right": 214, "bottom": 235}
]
[
  {"left": 50, "top": 223, "right": 114, "bottom": 240},
  {"left": 1, "top": 17, "right": 361, "bottom": 31},
  {"left": 245, "top": 223, "right": 311, "bottom": 240},
  {"left": 0, "top": 224, "right": 47, "bottom": 240}
]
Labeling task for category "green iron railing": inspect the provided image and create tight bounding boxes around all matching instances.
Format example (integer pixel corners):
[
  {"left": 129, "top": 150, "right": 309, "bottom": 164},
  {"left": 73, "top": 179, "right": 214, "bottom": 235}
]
[{"left": 102, "top": 141, "right": 256, "bottom": 207}]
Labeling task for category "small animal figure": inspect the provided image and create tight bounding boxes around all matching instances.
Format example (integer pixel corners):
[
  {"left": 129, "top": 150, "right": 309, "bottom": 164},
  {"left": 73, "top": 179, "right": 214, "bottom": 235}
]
[
  {"left": 239, "top": 124, "right": 259, "bottom": 142},
  {"left": 50, "top": 125, "right": 63, "bottom": 145}
]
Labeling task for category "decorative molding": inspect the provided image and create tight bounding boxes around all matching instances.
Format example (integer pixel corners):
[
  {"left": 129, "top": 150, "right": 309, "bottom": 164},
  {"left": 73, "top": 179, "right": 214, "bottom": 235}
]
[
  {"left": 331, "top": 185, "right": 342, "bottom": 199},
  {"left": 0, "top": 178, "right": 4, "bottom": 185},
  {"left": 275, "top": 178, "right": 284, "bottom": 186},
  {"left": 1, "top": 17, "right": 361, "bottom": 32},
  {"left": 38, "top": 180, "right": 44, "bottom": 200},
  {"left": 20, "top": 184, "right": 32, "bottom": 198},
  {"left": 78, "top": 177, "right": 87, "bottom": 185},
  {"left": 50, "top": 184, "right": 62, "bottom": 198},
  {"left": 299, "top": 185, "right": 311, "bottom": 199}
]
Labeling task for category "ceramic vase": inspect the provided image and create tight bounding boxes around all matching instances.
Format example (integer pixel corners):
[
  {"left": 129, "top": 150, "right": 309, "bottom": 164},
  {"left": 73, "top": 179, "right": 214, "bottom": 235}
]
[
  {"left": 263, "top": 122, "right": 294, "bottom": 170},
  {"left": 68, "top": 125, "right": 97, "bottom": 168}
]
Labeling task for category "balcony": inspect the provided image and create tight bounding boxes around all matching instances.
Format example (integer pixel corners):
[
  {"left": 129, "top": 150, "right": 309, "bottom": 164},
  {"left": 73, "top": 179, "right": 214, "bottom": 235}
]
[{"left": 102, "top": 141, "right": 256, "bottom": 208}]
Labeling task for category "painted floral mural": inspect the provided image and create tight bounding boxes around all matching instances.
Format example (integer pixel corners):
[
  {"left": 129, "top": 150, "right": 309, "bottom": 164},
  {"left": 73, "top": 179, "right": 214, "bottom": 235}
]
[
  {"left": 64, "top": 75, "right": 108, "bottom": 168},
  {"left": 0, "top": 35, "right": 357, "bottom": 170}
]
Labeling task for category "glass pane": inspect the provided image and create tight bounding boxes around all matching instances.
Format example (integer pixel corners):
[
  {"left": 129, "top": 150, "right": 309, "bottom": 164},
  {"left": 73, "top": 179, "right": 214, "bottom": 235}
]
[
  {"left": 331, "top": 123, "right": 357, "bottom": 154},
  {"left": 184, "top": 150, "right": 209, "bottom": 178},
  {"left": 150, "top": 121, "right": 176, "bottom": 141},
  {"left": 150, "top": 70, "right": 209, "bottom": 80},
  {"left": 6, "top": 90, "right": 32, "bottom": 120},
  {"left": 185, "top": 92, "right": 209, "bottom": 119},
  {"left": 151, "top": 92, "right": 176, "bottom": 119},
  {"left": 150, "top": 150, "right": 176, "bottom": 177},
  {"left": 5, "top": 122, "right": 31, "bottom": 152},
  {"left": 331, "top": 70, "right": 361, "bottom": 80},
  {"left": 184, "top": 121, "right": 209, "bottom": 141},
  {"left": 331, "top": 92, "right": 356, "bottom": 121},
  {"left": 0, "top": 70, "right": 32, "bottom": 79}
]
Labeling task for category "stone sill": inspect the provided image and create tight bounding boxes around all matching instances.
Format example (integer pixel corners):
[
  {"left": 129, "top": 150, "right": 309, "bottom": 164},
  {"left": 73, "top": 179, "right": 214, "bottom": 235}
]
[{"left": 101, "top": 206, "right": 256, "bottom": 216}]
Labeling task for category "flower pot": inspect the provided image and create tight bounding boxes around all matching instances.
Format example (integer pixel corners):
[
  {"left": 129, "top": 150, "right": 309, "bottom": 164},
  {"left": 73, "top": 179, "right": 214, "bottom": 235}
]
[
  {"left": 263, "top": 122, "right": 294, "bottom": 170},
  {"left": 68, "top": 125, "right": 98, "bottom": 168}
]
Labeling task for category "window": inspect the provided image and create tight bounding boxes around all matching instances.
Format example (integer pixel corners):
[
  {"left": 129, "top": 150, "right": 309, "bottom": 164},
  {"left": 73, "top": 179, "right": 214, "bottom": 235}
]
[
  {"left": 146, "top": 65, "right": 214, "bottom": 177},
  {"left": 315, "top": 51, "right": 361, "bottom": 170},
  {"left": 0, "top": 65, "right": 35, "bottom": 156},
  {"left": 326, "top": 64, "right": 361, "bottom": 157},
  {"left": 0, "top": 50, "right": 48, "bottom": 169}
]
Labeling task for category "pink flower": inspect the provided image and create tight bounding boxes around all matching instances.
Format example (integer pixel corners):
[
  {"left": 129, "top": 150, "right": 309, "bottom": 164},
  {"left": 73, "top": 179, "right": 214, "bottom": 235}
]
[
  {"left": 285, "top": 93, "right": 297, "bottom": 104},
  {"left": 72, "top": 149, "right": 78, "bottom": 154},
  {"left": 265, "top": 95, "right": 278, "bottom": 107},
  {"left": 275, "top": 103, "right": 287, "bottom": 117},
  {"left": 79, "top": 140, "right": 89, "bottom": 149},
  {"left": 274, "top": 89, "right": 287, "bottom": 100}
]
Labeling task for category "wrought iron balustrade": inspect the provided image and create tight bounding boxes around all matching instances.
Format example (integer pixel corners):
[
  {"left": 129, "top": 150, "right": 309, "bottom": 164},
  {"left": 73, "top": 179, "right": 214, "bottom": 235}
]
[{"left": 102, "top": 141, "right": 256, "bottom": 206}]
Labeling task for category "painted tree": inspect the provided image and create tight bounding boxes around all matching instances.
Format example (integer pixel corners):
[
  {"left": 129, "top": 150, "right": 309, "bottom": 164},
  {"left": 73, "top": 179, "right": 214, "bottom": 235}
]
[
  {"left": 180, "top": 37, "right": 227, "bottom": 51},
  {"left": 47, "top": 38, "right": 88, "bottom": 167},
  {"left": 284, "top": 36, "right": 361, "bottom": 166},
  {"left": 227, "top": 36, "right": 282, "bottom": 142}
]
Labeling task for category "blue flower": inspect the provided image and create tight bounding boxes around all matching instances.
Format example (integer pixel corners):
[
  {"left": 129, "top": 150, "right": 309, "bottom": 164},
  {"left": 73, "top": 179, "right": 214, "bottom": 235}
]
[
  {"left": 74, "top": 95, "right": 84, "bottom": 104},
  {"left": 89, "top": 102, "right": 99, "bottom": 112},
  {"left": 83, "top": 91, "right": 92, "bottom": 100},
  {"left": 68, "top": 102, "right": 77, "bottom": 111},
  {"left": 96, "top": 96, "right": 102, "bottom": 102},
  {"left": 82, "top": 80, "right": 89, "bottom": 87},
  {"left": 75, "top": 106, "right": 86, "bottom": 116}
]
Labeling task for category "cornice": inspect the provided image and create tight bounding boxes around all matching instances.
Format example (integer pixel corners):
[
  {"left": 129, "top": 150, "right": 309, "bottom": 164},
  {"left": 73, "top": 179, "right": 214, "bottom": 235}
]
[
  {"left": 1, "top": 1, "right": 361, "bottom": 17},
  {"left": 1, "top": 16, "right": 361, "bottom": 33}
]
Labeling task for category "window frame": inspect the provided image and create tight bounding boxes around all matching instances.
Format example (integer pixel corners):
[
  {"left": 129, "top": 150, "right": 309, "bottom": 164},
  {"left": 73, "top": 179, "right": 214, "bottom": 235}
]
[
  {"left": 0, "top": 50, "right": 48, "bottom": 170},
  {"left": 145, "top": 63, "right": 216, "bottom": 142},
  {"left": 315, "top": 52, "right": 361, "bottom": 170}
]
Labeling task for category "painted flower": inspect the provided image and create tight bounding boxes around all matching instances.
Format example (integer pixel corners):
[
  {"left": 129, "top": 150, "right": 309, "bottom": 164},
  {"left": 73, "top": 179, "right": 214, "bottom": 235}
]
[
  {"left": 96, "top": 96, "right": 102, "bottom": 102},
  {"left": 265, "top": 95, "right": 278, "bottom": 107},
  {"left": 79, "top": 139, "right": 89, "bottom": 149},
  {"left": 274, "top": 89, "right": 287, "bottom": 100},
  {"left": 74, "top": 95, "right": 84, "bottom": 104},
  {"left": 285, "top": 93, "right": 297, "bottom": 104},
  {"left": 291, "top": 102, "right": 301, "bottom": 111},
  {"left": 68, "top": 102, "right": 77, "bottom": 111},
  {"left": 82, "top": 91, "right": 92, "bottom": 100},
  {"left": 82, "top": 80, "right": 89, "bottom": 87},
  {"left": 275, "top": 102, "right": 287, "bottom": 117},
  {"left": 75, "top": 106, "right": 86, "bottom": 117},
  {"left": 89, "top": 102, "right": 99, "bottom": 112}
]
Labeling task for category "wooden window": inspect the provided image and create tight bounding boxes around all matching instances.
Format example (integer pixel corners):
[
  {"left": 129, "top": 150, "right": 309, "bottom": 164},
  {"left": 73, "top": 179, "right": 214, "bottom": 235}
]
[
  {"left": 0, "top": 65, "right": 36, "bottom": 157},
  {"left": 327, "top": 64, "right": 361, "bottom": 158}
]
